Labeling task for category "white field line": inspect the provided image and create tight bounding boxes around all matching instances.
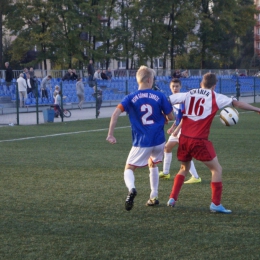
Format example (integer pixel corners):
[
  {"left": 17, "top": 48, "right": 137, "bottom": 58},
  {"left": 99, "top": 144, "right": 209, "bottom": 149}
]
[
  {"left": 0, "top": 111, "right": 254, "bottom": 143},
  {"left": 0, "top": 126, "right": 130, "bottom": 143}
]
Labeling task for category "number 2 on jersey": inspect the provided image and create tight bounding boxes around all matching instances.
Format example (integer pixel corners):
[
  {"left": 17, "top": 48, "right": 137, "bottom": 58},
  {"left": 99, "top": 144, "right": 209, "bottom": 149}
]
[{"left": 141, "top": 104, "right": 154, "bottom": 125}]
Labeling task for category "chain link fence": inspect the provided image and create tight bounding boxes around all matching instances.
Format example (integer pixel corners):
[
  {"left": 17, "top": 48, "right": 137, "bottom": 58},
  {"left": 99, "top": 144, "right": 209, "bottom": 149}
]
[{"left": 1, "top": 75, "right": 260, "bottom": 126}]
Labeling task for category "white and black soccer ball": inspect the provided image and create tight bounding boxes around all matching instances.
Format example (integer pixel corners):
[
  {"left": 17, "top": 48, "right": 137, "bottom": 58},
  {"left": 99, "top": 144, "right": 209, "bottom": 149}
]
[{"left": 220, "top": 107, "right": 239, "bottom": 126}]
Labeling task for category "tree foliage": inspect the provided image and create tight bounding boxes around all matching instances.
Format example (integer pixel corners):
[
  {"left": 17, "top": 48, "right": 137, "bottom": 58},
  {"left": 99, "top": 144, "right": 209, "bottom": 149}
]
[{"left": 1, "top": 0, "right": 258, "bottom": 70}]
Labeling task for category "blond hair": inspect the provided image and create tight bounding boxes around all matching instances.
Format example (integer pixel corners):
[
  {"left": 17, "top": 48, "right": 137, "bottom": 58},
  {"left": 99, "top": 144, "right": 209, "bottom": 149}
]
[{"left": 136, "top": 66, "right": 155, "bottom": 84}]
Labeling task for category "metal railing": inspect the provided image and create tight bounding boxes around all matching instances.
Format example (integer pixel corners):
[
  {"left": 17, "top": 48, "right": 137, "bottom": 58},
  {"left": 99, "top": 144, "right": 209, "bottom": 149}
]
[{"left": 1, "top": 76, "right": 260, "bottom": 126}]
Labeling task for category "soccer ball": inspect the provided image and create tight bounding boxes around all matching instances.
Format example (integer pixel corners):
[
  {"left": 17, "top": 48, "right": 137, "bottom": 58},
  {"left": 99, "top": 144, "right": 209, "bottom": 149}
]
[{"left": 220, "top": 107, "right": 239, "bottom": 126}]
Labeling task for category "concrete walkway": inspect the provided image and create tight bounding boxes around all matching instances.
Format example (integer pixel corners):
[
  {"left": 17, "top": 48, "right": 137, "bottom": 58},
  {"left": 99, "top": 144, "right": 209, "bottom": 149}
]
[{"left": 0, "top": 105, "right": 119, "bottom": 126}]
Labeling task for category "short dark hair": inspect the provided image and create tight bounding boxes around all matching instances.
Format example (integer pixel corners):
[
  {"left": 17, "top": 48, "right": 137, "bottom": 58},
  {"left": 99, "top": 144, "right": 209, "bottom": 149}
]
[
  {"left": 47, "top": 75, "right": 52, "bottom": 79},
  {"left": 171, "top": 78, "right": 182, "bottom": 86},
  {"left": 201, "top": 73, "right": 217, "bottom": 89}
]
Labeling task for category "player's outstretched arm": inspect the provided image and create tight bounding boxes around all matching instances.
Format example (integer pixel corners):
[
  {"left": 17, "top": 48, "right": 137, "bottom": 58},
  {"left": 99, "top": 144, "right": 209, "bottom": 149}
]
[
  {"left": 232, "top": 100, "right": 260, "bottom": 114},
  {"left": 172, "top": 119, "right": 182, "bottom": 137},
  {"left": 106, "top": 108, "right": 122, "bottom": 144},
  {"left": 167, "top": 121, "right": 176, "bottom": 134}
]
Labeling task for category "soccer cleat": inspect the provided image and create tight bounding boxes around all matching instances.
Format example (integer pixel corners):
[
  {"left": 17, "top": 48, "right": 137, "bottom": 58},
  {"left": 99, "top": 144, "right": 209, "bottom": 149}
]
[
  {"left": 159, "top": 171, "right": 170, "bottom": 180},
  {"left": 210, "top": 203, "right": 232, "bottom": 214},
  {"left": 184, "top": 177, "right": 202, "bottom": 184},
  {"left": 167, "top": 198, "right": 175, "bottom": 207},
  {"left": 125, "top": 188, "right": 137, "bottom": 211},
  {"left": 146, "top": 197, "right": 159, "bottom": 206}
]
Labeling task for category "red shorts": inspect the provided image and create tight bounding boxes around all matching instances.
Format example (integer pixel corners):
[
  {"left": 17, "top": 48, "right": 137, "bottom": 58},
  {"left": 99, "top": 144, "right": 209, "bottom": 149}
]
[{"left": 177, "top": 135, "right": 216, "bottom": 162}]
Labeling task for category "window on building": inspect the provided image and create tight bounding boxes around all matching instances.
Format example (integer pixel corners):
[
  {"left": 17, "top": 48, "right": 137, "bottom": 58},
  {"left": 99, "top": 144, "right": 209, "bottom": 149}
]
[
  {"left": 118, "top": 60, "right": 126, "bottom": 69},
  {"left": 154, "top": 58, "right": 163, "bottom": 68},
  {"left": 257, "top": 42, "right": 260, "bottom": 49}
]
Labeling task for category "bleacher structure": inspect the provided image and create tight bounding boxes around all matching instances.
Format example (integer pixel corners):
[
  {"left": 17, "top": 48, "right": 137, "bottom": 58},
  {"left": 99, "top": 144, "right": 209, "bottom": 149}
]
[{"left": 1, "top": 75, "right": 260, "bottom": 107}]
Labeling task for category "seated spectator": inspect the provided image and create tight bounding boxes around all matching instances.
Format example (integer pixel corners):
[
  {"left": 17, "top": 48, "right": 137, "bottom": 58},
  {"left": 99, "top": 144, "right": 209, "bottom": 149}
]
[
  {"left": 101, "top": 70, "right": 108, "bottom": 80},
  {"left": 172, "top": 69, "right": 181, "bottom": 78},
  {"left": 93, "top": 69, "right": 102, "bottom": 80},
  {"left": 62, "top": 69, "right": 72, "bottom": 81},
  {"left": 106, "top": 68, "right": 112, "bottom": 80},
  {"left": 181, "top": 70, "right": 189, "bottom": 78},
  {"left": 71, "top": 69, "right": 78, "bottom": 80}
]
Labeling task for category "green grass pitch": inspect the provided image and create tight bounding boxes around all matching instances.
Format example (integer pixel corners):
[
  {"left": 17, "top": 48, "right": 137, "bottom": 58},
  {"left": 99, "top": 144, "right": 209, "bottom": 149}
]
[{"left": 0, "top": 108, "right": 260, "bottom": 259}]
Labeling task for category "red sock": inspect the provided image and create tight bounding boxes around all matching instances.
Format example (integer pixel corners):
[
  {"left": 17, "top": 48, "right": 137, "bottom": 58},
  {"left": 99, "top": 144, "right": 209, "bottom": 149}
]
[
  {"left": 169, "top": 174, "right": 185, "bottom": 200},
  {"left": 211, "top": 182, "right": 222, "bottom": 206}
]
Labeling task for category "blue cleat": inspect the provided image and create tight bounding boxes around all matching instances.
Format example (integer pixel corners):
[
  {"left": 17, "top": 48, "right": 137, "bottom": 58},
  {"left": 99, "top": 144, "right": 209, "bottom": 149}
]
[
  {"left": 210, "top": 203, "right": 232, "bottom": 214},
  {"left": 167, "top": 198, "right": 175, "bottom": 207}
]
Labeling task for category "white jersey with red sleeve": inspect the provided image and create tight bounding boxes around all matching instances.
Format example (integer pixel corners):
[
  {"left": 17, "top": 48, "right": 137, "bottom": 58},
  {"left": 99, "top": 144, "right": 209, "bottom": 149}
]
[{"left": 169, "top": 88, "right": 236, "bottom": 139}]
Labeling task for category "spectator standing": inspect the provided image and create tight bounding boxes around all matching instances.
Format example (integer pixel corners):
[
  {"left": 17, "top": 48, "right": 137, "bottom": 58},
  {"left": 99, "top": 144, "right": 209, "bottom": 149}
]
[
  {"left": 29, "top": 67, "right": 35, "bottom": 78},
  {"left": 92, "top": 87, "right": 103, "bottom": 116},
  {"left": 17, "top": 73, "right": 27, "bottom": 107},
  {"left": 87, "top": 59, "right": 95, "bottom": 79},
  {"left": 54, "top": 90, "right": 63, "bottom": 118},
  {"left": 23, "top": 68, "right": 28, "bottom": 80},
  {"left": 76, "top": 78, "right": 85, "bottom": 109},
  {"left": 106, "top": 65, "right": 173, "bottom": 211},
  {"left": 26, "top": 73, "right": 34, "bottom": 95},
  {"left": 87, "top": 59, "right": 95, "bottom": 87},
  {"left": 53, "top": 85, "right": 60, "bottom": 100},
  {"left": 40, "top": 75, "right": 52, "bottom": 98},
  {"left": 5, "top": 62, "right": 13, "bottom": 87}
]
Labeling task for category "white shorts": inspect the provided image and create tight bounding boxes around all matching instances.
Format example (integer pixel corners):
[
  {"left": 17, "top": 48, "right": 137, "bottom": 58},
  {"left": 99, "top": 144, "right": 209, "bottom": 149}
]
[{"left": 126, "top": 143, "right": 165, "bottom": 167}]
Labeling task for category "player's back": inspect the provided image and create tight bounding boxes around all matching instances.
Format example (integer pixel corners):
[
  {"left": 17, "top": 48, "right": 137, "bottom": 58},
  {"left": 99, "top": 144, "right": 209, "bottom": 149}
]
[
  {"left": 181, "top": 88, "right": 218, "bottom": 139},
  {"left": 122, "top": 89, "right": 172, "bottom": 147}
]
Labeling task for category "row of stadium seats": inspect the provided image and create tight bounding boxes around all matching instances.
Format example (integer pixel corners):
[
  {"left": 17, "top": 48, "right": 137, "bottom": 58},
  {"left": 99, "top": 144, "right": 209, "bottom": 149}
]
[{"left": 1, "top": 77, "right": 260, "bottom": 103}]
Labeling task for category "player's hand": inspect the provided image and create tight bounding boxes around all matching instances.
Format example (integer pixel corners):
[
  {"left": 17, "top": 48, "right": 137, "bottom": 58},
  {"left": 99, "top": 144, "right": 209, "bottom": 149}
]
[
  {"left": 106, "top": 135, "right": 117, "bottom": 144},
  {"left": 167, "top": 121, "right": 176, "bottom": 134}
]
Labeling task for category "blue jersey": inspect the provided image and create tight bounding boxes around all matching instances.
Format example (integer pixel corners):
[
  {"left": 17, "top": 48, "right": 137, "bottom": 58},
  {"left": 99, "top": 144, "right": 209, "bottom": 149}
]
[
  {"left": 121, "top": 89, "right": 173, "bottom": 147},
  {"left": 173, "top": 103, "right": 185, "bottom": 126}
]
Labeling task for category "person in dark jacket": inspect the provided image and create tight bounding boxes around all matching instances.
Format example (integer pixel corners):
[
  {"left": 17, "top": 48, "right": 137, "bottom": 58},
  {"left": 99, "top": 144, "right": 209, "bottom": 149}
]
[
  {"left": 87, "top": 60, "right": 95, "bottom": 87},
  {"left": 5, "top": 62, "right": 13, "bottom": 87},
  {"left": 62, "top": 69, "right": 72, "bottom": 81}
]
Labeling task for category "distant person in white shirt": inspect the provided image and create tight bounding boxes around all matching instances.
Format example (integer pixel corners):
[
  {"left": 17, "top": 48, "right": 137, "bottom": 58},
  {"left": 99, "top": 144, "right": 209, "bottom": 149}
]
[
  {"left": 93, "top": 69, "right": 101, "bottom": 80},
  {"left": 17, "top": 73, "right": 27, "bottom": 107}
]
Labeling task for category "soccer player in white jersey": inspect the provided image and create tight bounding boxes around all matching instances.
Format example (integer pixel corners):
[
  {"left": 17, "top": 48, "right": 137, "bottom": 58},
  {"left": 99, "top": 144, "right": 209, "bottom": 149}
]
[
  {"left": 159, "top": 78, "right": 201, "bottom": 183},
  {"left": 167, "top": 72, "right": 260, "bottom": 213},
  {"left": 106, "top": 66, "right": 173, "bottom": 211}
]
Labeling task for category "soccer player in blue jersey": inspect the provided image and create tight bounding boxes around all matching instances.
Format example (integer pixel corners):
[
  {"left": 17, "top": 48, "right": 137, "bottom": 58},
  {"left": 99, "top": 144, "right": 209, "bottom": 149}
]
[
  {"left": 106, "top": 66, "right": 174, "bottom": 211},
  {"left": 159, "top": 78, "right": 201, "bottom": 184}
]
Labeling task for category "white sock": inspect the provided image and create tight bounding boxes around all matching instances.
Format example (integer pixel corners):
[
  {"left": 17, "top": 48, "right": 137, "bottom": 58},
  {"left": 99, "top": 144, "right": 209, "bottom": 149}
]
[
  {"left": 149, "top": 167, "right": 159, "bottom": 198},
  {"left": 124, "top": 169, "right": 135, "bottom": 191},
  {"left": 163, "top": 152, "right": 172, "bottom": 174},
  {"left": 189, "top": 160, "right": 199, "bottom": 179}
]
